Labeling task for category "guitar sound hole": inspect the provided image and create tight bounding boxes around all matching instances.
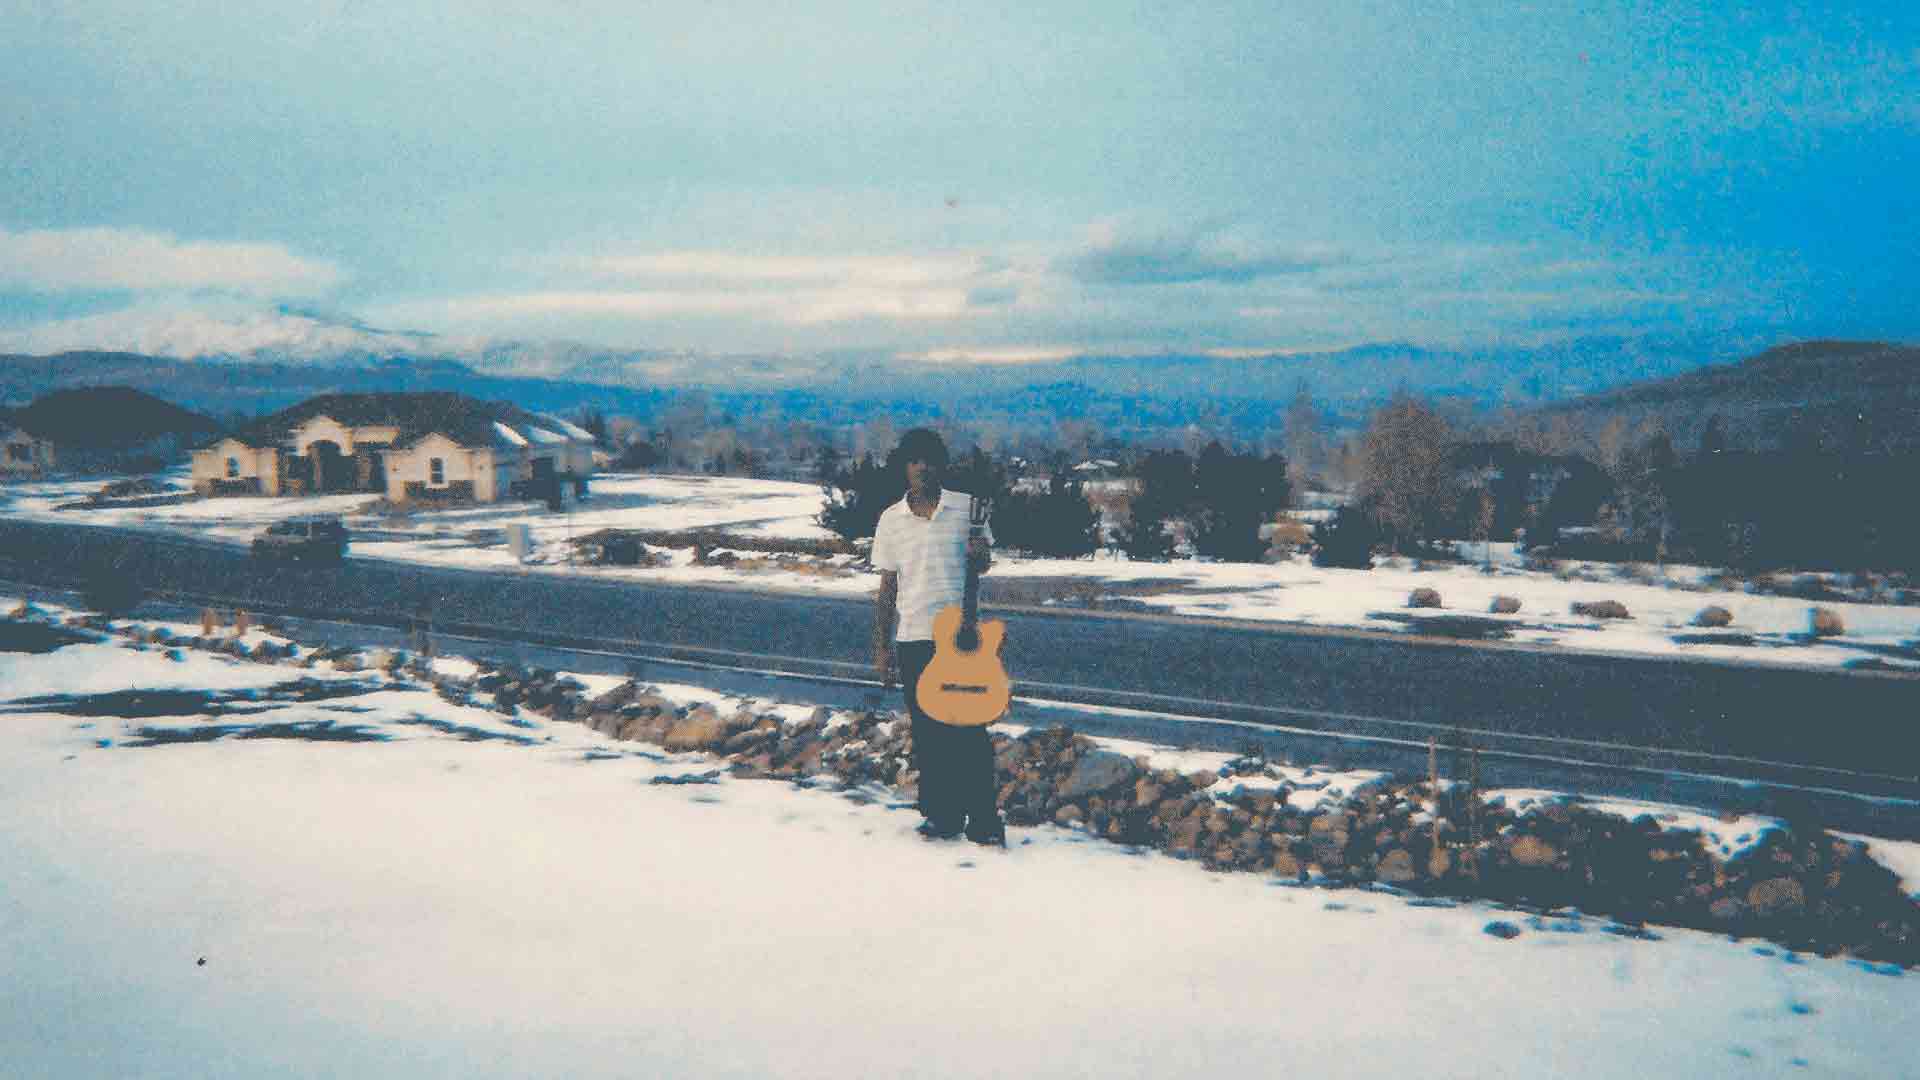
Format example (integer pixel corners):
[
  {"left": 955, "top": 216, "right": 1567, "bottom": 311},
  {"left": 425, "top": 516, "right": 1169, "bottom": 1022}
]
[{"left": 956, "top": 629, "right": 979, "bottom": 652}]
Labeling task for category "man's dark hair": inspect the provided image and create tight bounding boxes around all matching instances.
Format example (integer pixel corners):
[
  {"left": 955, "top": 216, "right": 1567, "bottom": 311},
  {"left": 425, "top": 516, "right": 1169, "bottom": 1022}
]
[{"left": 893, "top": 427, "right": 949, "bottom": 469}]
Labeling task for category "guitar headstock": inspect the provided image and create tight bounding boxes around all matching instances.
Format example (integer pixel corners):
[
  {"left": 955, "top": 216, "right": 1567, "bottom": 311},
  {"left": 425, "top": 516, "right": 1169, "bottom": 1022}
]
[{"left": 969, "top": 495, "right": 993, "bottom": 531}]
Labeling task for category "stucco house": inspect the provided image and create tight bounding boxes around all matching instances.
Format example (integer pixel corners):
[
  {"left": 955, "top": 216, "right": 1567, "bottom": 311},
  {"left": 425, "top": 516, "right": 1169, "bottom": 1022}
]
[
  {"left": 190, "top": 392, "right": 597, "bottom": 504},
  {"left": 0, "top": 414, "right": 57, "bottom": 478},
  {"left": 1, "top": 387, "right": 218, "bottom": 479}
]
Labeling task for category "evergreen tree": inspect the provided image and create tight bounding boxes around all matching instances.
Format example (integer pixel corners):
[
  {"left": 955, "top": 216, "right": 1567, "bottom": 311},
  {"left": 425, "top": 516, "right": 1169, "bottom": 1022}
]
[
  {"left": 1119, "top": 450, "right": 1194, "bottom": 560},
  {"left": 817, "top": 453, "right": 901, "bottom": 542},
  {"left": 1190, "top": 442, "right": 1292, "bottom": 562},
  {"left": 996, "top": 471, "right": 1101, "bottom": 558}
]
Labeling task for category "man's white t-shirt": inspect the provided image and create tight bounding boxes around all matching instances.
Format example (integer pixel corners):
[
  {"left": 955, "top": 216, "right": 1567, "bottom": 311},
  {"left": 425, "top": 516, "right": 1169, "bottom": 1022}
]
[{"left": 871, "top": 489, "right": 992, "bottom": 643}]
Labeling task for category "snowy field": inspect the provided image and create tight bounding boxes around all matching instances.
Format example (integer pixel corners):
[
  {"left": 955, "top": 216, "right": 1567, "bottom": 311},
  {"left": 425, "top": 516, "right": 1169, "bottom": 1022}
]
[
  {"left": 3, "top": 605, "right": 1917, "bottom": 1079},
  {"left": 2, "top": 468, "right": 1917, "bottom": 673}
]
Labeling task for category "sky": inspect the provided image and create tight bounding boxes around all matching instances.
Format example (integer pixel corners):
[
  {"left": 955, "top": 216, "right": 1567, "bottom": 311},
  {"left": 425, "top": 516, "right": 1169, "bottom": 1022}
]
[{"left": 2, "top": 2, "right": 1917, "bottom": 370}]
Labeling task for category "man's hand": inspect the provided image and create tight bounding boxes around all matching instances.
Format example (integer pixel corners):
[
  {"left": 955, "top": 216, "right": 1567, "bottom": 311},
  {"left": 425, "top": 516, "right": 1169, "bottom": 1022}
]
[{"left": 967, "top": 535, "right": 992, "bottom": 573}]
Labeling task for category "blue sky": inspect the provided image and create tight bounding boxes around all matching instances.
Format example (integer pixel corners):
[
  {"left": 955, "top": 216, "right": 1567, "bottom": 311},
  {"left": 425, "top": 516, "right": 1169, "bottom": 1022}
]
[{"left": 2, "top": 2, "right": 1915, "bottom": 370}]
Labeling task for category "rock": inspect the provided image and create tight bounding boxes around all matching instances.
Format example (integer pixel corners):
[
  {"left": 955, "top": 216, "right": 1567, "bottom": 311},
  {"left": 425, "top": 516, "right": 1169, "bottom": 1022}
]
[
  {"left": 1809, "top": 607, "right": 1845, "bottom": 637},
  {"left": 1054, "top": 805, "right": 1085, "bottom": 827},
  {"left": 1510, "top": 835, "right": 1559, "bottom": 868},
  {"left": 1059, "top": 749, "right": 1138, "bottom": 798},
  {"left": 1483, "top": 921, "right": 1522, "bottom": 940},
  {"left": 1271, "top": 851, "right": 1301, "bottom": 879},
  {"left": 656, "top": 703, "right": 721, "bottom": 745},
  {"left": 1692, "top": 605, "right": 1734, "bottom": 628},
  {"left": 1309, "top": 810, "right": 1351, "bottom": 840},
  {"left": 1133, "top": 777, "right": 1163, "bottom": 806},
  {"left": 1746, "top": 877, "right": 1808, "bottom": 917},
  {"left": 1167, "top": 816, "right": 1205, "bottom": 857},
  {"left": 1407, "top": 587, "right": 1443, "bottom": 609},
  {"left": 1187, "top": 770, "right": 1219, "bottom": 790},
  {"left": 1488, "top": 595, "right": 1522, "bottom": 614},
  {"left": 1377, "top": 848, "right": 1418, "bottom": 883},
  {"left": 1571, "top": 600, "right": 1631, "bottom": 620}
]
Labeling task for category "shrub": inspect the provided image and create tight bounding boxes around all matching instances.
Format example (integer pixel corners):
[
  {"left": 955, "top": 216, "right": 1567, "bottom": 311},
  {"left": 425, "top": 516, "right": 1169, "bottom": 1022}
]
[
  {"left": 1310, "top": 505, "right": 1380, "bottom": 569},
  {"left": 1571, "top": 600, "right": 1631, "bottom": 620},
  {"left": 1692, "top": 606, "right": 1734, "bottom": 628},
  {"left": 1267, "top": 519, "right": 1314, "bottom": 552}
]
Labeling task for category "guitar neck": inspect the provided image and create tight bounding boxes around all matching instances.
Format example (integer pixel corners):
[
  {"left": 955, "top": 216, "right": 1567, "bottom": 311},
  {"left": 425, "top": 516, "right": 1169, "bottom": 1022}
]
[
  {"left": 960, "top": 496, "right": 990, "bottom": 633},
  {"left": 960, "top": 526, "right": 982, "bottom": 630}
]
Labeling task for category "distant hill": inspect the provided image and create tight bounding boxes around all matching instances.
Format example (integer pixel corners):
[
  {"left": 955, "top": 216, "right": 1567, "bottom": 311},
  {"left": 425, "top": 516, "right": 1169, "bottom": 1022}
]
[
  {"left": 4, "top": 386, "right": 219, "bottom": 449},
  {"left": 1530, "top": 340, "right": 1920, "bottom": 454}
]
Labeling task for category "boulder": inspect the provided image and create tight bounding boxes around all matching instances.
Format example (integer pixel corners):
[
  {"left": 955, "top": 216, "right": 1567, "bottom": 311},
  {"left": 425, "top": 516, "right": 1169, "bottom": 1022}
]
[
  {"left": 1571, "top": 600, "right": 1631, "bottom": 620},
  {"left": 1407, "top": 587, "right": 1443, "bottom": 609},
  {"left": 1692, "top": 606, "right": 1734, "bottom": 628},
  {"left": 1059, "top": 749, "right": 1138, "bottom": 798},
  {"left": 1488, "top": 595, "right": 1523, "bottom": 614},
  {"left": 1376, "top": 848, "right": 1418, "bottom": 883},
  {"left": 1054, "top": 805, "right": 1085, "bottom": 827}
]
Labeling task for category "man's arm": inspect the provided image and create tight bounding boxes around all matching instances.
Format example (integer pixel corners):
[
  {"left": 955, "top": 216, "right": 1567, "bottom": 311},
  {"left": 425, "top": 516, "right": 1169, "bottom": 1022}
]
[{"left": 874, "top": 570, "right": 899, "bottom": 685}]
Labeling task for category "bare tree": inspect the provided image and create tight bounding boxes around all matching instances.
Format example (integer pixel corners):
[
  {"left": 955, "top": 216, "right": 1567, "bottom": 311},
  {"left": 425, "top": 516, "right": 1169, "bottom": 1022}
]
[
  {"left": 1357, "top": 394, "right": 1457, "bottom": 552},
  {"left": 1284, "top": 380, "right": 1323, "bottom": 487}
]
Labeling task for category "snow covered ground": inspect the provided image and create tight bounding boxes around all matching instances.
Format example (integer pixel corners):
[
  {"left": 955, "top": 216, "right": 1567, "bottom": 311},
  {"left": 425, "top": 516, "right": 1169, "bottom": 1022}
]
[
  {"left": 3, "top": 606, "right": 1916, "bottom": 1078},
  {"left": 3, "top": 468, "right": 1917, "bottom": 673}
]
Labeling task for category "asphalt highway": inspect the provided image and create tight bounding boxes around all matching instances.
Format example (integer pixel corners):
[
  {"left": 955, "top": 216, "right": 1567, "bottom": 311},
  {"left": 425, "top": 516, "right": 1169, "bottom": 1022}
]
[{"left": 3, "top": 518, "right": 1916, "bottom": 821}]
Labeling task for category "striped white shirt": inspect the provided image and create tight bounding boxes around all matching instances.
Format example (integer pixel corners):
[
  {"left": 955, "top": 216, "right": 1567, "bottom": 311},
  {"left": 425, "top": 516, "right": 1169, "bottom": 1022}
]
[{"left": 871, "top": 489, "right": 992, "bottom": 642}]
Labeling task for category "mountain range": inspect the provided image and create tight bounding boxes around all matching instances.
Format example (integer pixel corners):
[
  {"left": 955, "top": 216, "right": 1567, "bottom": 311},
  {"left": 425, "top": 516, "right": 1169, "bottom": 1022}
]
[{"left": 1, "top": 312, "right": 1913, "bottom": 454}]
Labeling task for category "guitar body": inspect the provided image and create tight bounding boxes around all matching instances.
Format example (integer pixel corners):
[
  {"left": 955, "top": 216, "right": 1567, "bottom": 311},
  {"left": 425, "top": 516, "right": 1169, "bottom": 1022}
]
[{"left": 916, "top": 604, "right": 1012, "bottom": 727}]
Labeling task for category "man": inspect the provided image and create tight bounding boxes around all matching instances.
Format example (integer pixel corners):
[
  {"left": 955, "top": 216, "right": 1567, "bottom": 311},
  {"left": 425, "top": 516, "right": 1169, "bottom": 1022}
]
[{"left": 871, "top": 428, "right": 1005, "bottom": 845}]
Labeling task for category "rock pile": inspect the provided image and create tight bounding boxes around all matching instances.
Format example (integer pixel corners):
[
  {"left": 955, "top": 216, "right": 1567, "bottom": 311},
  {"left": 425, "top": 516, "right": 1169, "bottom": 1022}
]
[{"left": 19, "top": 606, "right": 1919, "bottom": 968}]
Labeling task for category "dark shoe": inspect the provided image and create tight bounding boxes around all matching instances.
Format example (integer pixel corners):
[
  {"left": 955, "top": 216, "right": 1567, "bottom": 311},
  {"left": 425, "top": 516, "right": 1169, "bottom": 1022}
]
[
  {"left": 964, "top": 818, "right": 1007, "bottom": 847},
  {"left": 917, "top": 819, "right": 963, "bottom": 841}
]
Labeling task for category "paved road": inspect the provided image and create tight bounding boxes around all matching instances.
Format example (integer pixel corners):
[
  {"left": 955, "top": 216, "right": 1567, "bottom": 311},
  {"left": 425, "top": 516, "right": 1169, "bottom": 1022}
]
[{"left": 3, "top": 518, "right": 1916, "bottom": 796}]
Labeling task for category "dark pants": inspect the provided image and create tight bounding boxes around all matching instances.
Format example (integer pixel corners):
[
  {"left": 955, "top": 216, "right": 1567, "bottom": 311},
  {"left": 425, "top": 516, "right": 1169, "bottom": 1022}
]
[{"left": 896, "top": 640, "right": 1000, "bottom": 831}]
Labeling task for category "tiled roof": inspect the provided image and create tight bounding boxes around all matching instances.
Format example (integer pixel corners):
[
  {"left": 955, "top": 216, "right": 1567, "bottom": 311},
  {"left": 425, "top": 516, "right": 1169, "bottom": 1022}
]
[{"left": 224, "top": 392, "right": 583, "bottom": 451}]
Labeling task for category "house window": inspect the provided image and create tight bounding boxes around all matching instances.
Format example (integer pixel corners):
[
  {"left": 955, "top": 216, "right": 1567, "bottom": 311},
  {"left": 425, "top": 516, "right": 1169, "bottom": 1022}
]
[
  {"left": 6, "top": 443, "right": 29, "bottom": 463},
  {"left": 226, "top": 456, "right": 240, "bottom": 478},
  {"left": 429, "top": 457, "right": 445, "bottom": 485}
]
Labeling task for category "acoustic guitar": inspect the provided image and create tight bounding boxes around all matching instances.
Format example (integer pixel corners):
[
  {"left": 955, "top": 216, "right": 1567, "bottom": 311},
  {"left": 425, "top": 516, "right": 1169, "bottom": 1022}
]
[{"left": 916, "top": 495, "right": 1011, "bottom": 726}]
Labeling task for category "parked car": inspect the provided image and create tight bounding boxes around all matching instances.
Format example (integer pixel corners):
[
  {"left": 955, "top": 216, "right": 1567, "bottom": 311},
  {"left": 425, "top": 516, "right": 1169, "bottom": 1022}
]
[{"left": 251, "top": 515, "right": 348, "bottom": 564}]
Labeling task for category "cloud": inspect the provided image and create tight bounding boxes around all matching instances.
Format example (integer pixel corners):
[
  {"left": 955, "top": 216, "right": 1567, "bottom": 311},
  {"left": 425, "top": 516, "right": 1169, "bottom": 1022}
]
[
  {"left": 911, "top": 345, "right": 1082, "bottom": 365},
  {"left": 0, "top": 227, "right": 344, "bottom": 297},
  {"left": 390, "top": 284, "right": 980, "bottom": 329},
  {"left": 1061, "top": 226, "right": 1352, "bottom": 287}
]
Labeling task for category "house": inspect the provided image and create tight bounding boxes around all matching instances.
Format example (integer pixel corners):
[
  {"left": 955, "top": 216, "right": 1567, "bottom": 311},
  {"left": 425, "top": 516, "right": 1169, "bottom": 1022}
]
[
  {"left": 190, "top": 392, "right": 597, "bottom": 504},
  {"left": 0, "top": 413, "right": 57, "bottom": 477},
  {"left": 0, "top": 387, "right": 219, "bottom": 479}
]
